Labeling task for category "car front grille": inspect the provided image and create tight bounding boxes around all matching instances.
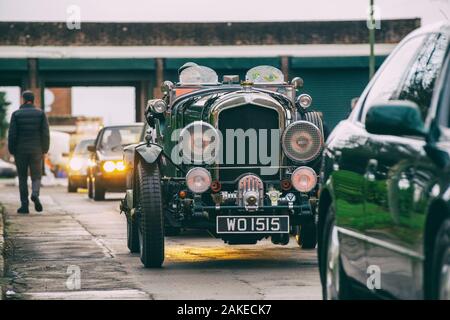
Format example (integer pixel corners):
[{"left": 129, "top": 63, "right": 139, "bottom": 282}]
[{"left": 217, "top": 104, "right": 280, "bottom": 183}]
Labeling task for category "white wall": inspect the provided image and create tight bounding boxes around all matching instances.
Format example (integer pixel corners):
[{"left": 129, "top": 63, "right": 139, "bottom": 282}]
[
  {"left": 0, "top": 86, "right": 136, "bottom": 127},
  {"left": 71, "top": 87, "right": 135, "bottom": 126}
]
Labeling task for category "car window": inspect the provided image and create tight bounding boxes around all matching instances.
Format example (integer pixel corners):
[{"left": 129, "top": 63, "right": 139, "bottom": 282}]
[
  {"left": 99, "top": 126, "right": 143, "bottom": 152},
  {"left": 359, "top": 34, "right": 427, "bottom": 122},
  {"left": 398, "top": 33, "right": 449, "bottom": 120},
  {"left": 74, "top": 140, "right": 94, "bottom": 155}
]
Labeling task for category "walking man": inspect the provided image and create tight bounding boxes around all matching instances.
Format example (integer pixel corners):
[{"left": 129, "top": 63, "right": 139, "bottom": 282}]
[{"left": 8, "top": 91, "right": 50, "bottom": 214}]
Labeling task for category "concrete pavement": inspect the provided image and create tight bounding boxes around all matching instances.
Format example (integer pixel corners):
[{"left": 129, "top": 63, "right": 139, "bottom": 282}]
[{"left": 0, "top": 181, "right": 321, "bottom": 300}]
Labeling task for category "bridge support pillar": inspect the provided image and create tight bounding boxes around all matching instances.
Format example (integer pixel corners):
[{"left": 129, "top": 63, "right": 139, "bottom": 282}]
[
  {"left": 25, "top": 58, "right": 44, "bottom": 109},
  {"left": 153, "top": 58, "right": 164, "bottom": 99},
  {"left": 135, "top": 80, "right": 151, "bottom": 122}
]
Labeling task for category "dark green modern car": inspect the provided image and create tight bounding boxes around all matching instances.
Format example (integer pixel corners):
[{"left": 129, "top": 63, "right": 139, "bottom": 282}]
[
  {"left": 121, "top": 64, "right": 326, "bottom": 267},
  {"left": 318, "top": 22, "right": 450, "bottom": 300}
]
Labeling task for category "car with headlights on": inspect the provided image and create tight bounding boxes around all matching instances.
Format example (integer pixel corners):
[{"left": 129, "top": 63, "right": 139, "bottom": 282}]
[
  {"left": 87, "top": 124, "right": 144, "bottom": 200},
  {"left": 318, "top": 22, "right": 450, "bottom": 300},
  {"left": 120, "top": 63, "right": 325, "bottom": 267},
  {"left": 67, "top": 139, "right": 95, "bottom": 192}
]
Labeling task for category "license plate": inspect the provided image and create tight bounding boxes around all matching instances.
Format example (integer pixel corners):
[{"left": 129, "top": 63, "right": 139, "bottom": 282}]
[{"left": 216, "top": 216, "right": 289, "bottom": 234}]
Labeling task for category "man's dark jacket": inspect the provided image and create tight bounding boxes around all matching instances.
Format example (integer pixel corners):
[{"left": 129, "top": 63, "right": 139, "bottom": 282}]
[{"left": 8, "top": 104, "right": 50, "bottom": 155}]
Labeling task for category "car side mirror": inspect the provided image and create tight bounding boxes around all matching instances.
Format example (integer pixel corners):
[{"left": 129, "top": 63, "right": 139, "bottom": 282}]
[
  {"left": 365, "top": 100, "right": 427, "bottom": 137},
  {"left": 87, "top": 145, "right": 96, "bottom": 153}
]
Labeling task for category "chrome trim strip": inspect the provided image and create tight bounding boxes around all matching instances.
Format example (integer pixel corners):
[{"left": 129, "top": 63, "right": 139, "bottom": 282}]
[
  {"left": 210, "top": 91, "right": 288, "bottom": 128},
  {"left": 336, "top": 227, "right": 424, "bottom": 261}
]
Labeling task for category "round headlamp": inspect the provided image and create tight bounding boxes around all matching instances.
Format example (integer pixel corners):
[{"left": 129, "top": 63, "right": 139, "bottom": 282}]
[
  {"left": 282, "top": 121, "right": 323, "bottom": 163},
  {"left": 186, "top": 167, "right": 212, "bottom": 194},
  {"left": 103, "top": 161, "right": 116, "bottom": 173},
  {"left": 69, "top": 157, "right": 83, "bottom": 171},
  {"left": 291, "top": 166, "right": 317, "bottom": 193},
  {"left": 179, "top": 121, "right": 219, "bottom": 164},
  {"left": 297, "top": 94, "right": 312, "bottom": 109},
  {"left": 152, "top": 100, "right": 167, "bottom": 113},
  {"left": 116, "top": 161, "right": 126, "bottom": 171},
  {"left": 147, "top": 99, "right": 167, "bottom": 114}
]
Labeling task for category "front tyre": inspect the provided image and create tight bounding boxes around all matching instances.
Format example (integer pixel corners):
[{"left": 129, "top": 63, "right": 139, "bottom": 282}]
[
  {"left": 137, "top": 161, "right": 164, "bottom": 268},
  {"left": 68, "top": 179, "right": 77, "bottom": 193},
  {"left": 87, "top": 177, "right": 93, "bottom": 199},
  {"left": 430, "top": 217, "right": 450, "bottom": 300},
  {"left": 93, "top": 176, "right": 105, "bottom": 201},
  {"left": 295, "top": 221, "right": 317, "bottom": 249}
]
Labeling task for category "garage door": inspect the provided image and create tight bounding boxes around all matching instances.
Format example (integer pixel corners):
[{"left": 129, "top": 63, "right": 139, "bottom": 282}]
[{"left": 294, "top": 67, "right": 369, "bottom": 129}]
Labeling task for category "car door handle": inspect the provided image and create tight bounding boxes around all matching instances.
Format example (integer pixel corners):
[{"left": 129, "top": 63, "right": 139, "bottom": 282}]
[{"left": 365, "top": 159, "right": 378, "bottom": 182}]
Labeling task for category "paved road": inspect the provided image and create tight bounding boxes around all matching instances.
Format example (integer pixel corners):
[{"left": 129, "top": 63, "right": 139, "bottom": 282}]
[{"left": 0, "top": 182, "right": 321, "bottom": 300}]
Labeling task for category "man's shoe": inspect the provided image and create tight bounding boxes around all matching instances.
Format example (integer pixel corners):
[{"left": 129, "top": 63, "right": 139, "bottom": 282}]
[
  {"left": 17, "top": 206, "right": 29, "bottom": 214},
  {"left": 31, "top": 195, "right": 43, "bottom": 212}
]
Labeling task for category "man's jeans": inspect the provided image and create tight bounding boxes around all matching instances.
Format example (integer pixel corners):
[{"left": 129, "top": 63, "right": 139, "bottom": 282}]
[{"left": 15, "top": 153, "right": 43, "bottom": 207}]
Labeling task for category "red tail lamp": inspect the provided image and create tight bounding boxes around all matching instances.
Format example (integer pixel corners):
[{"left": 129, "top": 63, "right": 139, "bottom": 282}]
[
  {"left": 210, "top": 180, "right": 222, "bottom": 193},
  {"left": 281, "top": 179, "right": 292, "bottom": 191},
  {"left": 178, "top": 190, "right": 187, "bottom": 199}
]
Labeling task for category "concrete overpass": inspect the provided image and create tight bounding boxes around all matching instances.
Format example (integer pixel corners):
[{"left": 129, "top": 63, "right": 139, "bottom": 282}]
[{"left": 0, "top": 19, "right": 419, "bottom": 124}]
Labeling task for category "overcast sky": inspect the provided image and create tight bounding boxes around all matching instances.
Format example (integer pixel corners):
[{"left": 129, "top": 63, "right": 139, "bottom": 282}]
[
  {"left": 0, "top": 0, "right": 448, "bottom": 23},
  {"left": 1, "top": 0, "right": 449, "bottom": 126}
]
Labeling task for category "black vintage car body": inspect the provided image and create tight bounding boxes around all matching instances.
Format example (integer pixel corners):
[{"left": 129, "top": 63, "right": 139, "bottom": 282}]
[
  {"left": 318, "top": 22, "right": 450, "bottom": 300},
  {"left": 121, "top": 65, "right": 325, "bottom": 267}
]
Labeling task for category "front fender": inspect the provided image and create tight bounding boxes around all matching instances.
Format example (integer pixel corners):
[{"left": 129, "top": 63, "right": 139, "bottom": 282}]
[{"left": 135, "top": 143, "right": 163, "bottom": 165}]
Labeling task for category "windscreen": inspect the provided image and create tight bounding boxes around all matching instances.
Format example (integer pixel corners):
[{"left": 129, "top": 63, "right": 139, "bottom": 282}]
[
  {"left": 74, "top": 139, "right": 95, "bottom": 155},
  {"left": 179, "top": 66, "right": 219, "bottom": 85},
  {"left": 99, "top": 126, "right": 143, "bottom": 152},
  {"left": 246, "top": 66, "right": 285, "bottom": 84}
]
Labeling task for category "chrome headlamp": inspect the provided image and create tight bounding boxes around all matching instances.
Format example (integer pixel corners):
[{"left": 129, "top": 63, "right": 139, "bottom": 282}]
[
  {"left": 297, "top": 94, "right": 312, "bottom": 109},
  {"left": 186, "top": 167, "right": 212, "bottom": 194},
  {"left": 147, "top": 99, "right": 167, "bottom": 114},
  {"left": 291, "top": 166, "right": 317, "bottom": 193},
  {"left": 179, "top": 121, "right": 219, "bottom": 164},
  {"left": 282, "top": 121, "right": 323, "bottom": 163}
]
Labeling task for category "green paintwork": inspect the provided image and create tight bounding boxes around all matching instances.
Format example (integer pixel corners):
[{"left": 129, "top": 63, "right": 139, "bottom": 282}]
[
  {"left": 39, "top": 59, "right": 156, "bottom": 71},
  {"left": 165, "top": 57, "right": 281, "bottom": 70},
  {"left": 291, "top": 56, "right": 387, "bottom": 69},
  {"left": 0, "top": 59, "right": 28, "bottom": 71}
]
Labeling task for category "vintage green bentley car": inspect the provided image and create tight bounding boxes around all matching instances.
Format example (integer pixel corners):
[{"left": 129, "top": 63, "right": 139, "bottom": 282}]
[{"left": 121, "top": 64, "right": 325, "bottom": 267}]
